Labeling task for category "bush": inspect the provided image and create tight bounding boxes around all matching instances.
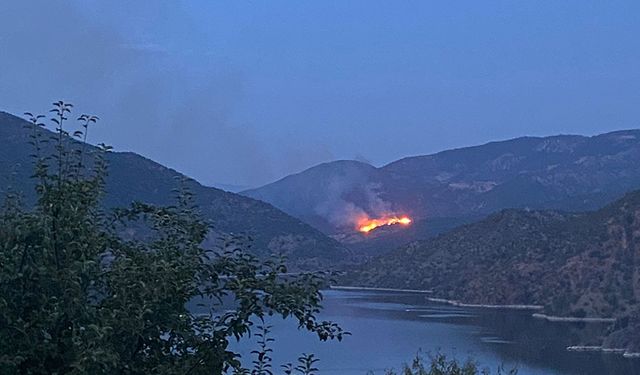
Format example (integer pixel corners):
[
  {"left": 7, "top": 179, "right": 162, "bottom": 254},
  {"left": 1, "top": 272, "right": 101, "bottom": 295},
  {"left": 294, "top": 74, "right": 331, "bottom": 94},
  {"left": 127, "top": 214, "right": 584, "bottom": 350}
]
[{"left": 382, "top": 352, "right": 517, "bottom": 375}]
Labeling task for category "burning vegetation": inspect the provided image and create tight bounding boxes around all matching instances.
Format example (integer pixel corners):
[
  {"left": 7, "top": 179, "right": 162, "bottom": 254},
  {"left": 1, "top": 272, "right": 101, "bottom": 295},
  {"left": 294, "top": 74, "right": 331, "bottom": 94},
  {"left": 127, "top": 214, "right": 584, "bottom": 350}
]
[{"left": 357, "top": 215, "right": 412, "bottom": 233}]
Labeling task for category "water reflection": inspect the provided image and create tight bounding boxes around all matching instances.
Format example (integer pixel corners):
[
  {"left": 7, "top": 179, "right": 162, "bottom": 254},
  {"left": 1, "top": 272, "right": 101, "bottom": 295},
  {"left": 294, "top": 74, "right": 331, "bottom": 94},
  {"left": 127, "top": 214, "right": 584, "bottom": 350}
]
[{"left": 230, "top": 290, "right": 640, "bottom": 375}]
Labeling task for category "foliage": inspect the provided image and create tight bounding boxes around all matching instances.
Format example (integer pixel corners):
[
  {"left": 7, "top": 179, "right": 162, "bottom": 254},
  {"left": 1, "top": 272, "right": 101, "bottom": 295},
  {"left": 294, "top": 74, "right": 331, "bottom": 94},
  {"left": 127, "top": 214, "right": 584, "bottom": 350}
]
[
  {"left": 0, "top": 102, "right": 346, "bottom": 374},
  {"left": 383, "top": 352, "right": 517, "bottom": 375},
  {"left": 250, "top": 323, "right": 274, "bottom": 375},
  {"left": 245, "top": 324, "right": 320, "bottom": 375},
  {"left": 293, "top": 354, "right": 319, "bottom": 375}
]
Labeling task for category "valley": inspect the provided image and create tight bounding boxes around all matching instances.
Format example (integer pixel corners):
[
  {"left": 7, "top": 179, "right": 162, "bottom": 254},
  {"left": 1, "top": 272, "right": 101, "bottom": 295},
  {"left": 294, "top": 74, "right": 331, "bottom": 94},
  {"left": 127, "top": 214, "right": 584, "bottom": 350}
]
[{"left": 3, "top": 108, "right": 640, "bottom": 364}]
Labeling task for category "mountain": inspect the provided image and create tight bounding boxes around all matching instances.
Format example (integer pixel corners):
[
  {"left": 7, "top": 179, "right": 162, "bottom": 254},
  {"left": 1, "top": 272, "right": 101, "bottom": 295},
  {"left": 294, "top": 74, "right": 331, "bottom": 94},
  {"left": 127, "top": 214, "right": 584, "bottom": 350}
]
[
  {"left": 243, "top": 131, "right": 640, "bottom": 251},
  {"left": 211, "top": 182, "right": 253, "bottom": 193},
  {"left": 245, "top": 160, "right": 378, "bottom": 233},
  {"left": 344, "top": 190, "right": 640, "bottom": 354},
  {"left": 0, "top": 111, "right": 351, "bottom": 270}
]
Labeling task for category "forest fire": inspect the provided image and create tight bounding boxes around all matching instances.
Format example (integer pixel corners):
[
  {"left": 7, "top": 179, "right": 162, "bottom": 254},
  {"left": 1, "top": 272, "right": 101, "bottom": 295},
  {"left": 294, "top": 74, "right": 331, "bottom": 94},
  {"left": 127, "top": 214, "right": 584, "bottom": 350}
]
[{"left": 357, "top": 215, "right": 412, "bottom": 233}]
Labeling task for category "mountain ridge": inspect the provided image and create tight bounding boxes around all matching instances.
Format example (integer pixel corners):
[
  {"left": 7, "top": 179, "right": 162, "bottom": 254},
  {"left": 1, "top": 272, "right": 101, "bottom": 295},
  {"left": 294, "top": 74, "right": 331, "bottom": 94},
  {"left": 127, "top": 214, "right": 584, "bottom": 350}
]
[
  {"left": 243, "top": 129, "right": 640, "bottom": 253},
  {"left": 0, "top": 110, "right": 351, "bottom": 269}
]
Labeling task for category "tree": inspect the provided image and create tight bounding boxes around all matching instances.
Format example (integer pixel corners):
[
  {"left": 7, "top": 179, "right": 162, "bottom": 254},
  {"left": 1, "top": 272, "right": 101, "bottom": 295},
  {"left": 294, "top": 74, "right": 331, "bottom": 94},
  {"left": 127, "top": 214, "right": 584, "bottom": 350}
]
[{"left": 0, "top": 102, "right": 346, "bottom": 374}]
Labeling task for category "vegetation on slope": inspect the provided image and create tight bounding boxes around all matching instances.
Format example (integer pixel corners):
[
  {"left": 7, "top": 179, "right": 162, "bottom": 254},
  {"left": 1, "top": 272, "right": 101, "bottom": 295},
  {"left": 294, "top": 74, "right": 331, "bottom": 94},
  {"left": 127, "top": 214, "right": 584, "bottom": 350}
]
[
  {"left": 244, "top": 131, "right": 640, "bottom": 255},
  {"left": 346, "top": 191, "right": 640, "bottom": 353},
  {"left": 0, "top": 110, "right": 350, "bottom": 270}
]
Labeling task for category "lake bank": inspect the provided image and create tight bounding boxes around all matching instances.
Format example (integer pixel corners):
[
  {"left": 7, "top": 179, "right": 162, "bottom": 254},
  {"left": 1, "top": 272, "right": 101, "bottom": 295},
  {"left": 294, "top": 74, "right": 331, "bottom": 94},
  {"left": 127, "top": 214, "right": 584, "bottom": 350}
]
[
  {"left": 427, "top": 297, "right": 544, "bottom": 310},
  {"left": 330, "top": 285, "right": 433, "bottom": 293}
]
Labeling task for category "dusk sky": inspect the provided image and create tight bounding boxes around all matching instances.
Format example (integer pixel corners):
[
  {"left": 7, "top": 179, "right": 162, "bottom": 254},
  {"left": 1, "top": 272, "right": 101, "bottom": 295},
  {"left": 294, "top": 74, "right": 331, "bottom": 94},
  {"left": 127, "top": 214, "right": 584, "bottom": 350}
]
[{"left": 1, "top": 1, "right": 639, "bottom": 188}]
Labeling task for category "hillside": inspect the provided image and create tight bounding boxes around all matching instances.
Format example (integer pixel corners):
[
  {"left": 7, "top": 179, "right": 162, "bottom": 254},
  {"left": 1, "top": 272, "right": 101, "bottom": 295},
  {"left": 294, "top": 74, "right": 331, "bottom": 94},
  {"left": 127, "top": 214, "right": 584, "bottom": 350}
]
[
  {"left": 344, "top": 190, "right": 640, "bottom": 354},
  {"left": 243, "top": 131, "right": 640, "bottom": 251},
  {"left": 0, "top": 111, "right": 351, "bottom": 270}
]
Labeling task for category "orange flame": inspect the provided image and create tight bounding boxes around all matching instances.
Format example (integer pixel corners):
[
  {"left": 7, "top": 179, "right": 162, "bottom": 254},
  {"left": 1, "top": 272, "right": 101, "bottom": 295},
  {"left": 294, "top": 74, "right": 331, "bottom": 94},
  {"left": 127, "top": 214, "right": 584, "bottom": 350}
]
[{"left": 357, "top": 215, "right": 412, "bottom": 233}]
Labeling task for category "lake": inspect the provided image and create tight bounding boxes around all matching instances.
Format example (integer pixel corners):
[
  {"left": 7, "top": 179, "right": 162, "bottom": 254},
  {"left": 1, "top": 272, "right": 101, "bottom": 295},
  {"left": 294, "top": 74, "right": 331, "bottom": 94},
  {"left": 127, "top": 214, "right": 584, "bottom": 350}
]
[{"left": 232, "top": 289, "right": 640, "bottom": 374}]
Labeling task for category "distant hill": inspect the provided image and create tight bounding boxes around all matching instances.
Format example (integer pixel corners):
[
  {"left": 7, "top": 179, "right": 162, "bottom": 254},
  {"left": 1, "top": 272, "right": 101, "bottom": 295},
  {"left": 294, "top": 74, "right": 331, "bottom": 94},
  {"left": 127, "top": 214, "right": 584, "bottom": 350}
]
[
  {"left": 245, "top": 160, "right": 378, "bottom": 233},
  {"left": 243, "top": 131, "right": 640, "bottom": 251},
  {"left": 0, "top": 111, "right": 351, "bottom": 270},
  {"left": 211, "top": 182, "right": 253, "bottom": 193},
  {"left": 344, "top": 190, "right": 640, "bottom": 354}
]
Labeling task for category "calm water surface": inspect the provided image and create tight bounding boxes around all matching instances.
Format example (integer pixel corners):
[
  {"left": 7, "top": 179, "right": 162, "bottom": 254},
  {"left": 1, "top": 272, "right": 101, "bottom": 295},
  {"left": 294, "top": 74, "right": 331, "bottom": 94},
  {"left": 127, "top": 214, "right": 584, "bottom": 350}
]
[{"left": 233, "top": 290, "right": 640, "bottom": 375}]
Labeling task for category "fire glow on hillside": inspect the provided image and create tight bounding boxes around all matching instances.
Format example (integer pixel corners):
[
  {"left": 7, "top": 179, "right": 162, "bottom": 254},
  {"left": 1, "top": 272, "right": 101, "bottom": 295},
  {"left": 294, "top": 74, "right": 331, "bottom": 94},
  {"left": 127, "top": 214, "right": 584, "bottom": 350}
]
[{"left": 357, "top": 215, "right": 412, "bottom": 233}]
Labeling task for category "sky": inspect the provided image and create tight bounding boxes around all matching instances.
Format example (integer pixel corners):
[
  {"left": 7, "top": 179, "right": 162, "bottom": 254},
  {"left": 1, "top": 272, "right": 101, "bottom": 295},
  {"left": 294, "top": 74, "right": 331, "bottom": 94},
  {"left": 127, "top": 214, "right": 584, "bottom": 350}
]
[{"left": 1, "top": 1, "right": 639, "bottom": 188}]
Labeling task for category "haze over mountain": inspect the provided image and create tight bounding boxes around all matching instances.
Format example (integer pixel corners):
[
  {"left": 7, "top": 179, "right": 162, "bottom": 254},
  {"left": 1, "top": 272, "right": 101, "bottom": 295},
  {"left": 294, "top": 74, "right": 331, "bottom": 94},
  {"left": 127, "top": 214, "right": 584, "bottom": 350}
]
[
  {"left": 0, "top": 111, "right": 350, "bottom": 269},
  {"left": 244, "top": 130, "right": 640, "bottom": 249},
  {"left": 3, "top": 1, "right": 640, "bottom": 189},
  {"left": 344, "top": 190, "right": 640, "bottom": 355}
]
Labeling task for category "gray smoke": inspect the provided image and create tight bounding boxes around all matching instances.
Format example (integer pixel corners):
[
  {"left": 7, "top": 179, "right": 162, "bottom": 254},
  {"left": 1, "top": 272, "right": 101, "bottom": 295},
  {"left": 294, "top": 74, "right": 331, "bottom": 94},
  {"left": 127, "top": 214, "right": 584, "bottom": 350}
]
[{"left": 314, "top": 175, "right": 392, "bottom": 228}]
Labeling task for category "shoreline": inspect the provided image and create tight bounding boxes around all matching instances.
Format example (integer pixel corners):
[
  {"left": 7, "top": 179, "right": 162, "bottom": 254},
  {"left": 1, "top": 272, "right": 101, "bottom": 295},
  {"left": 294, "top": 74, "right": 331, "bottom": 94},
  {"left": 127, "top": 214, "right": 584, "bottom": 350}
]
[
  {"left": 567, "top": 346, "right": 640, "bottom": 358},
  {"left": 329, "top": 285, "right": 433, "bottom": 293},
  {"left": 332, "top": 288, "right": 620, "bottom": 322},
  {"left": 427, "top": 297, "right": 544, "bottom": 310},
  {"left": 532, "top": 313, "right": 616, "bottom": 323},
  {"left": 331, "top": 286, "right": 544, "bottom": 309}
]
